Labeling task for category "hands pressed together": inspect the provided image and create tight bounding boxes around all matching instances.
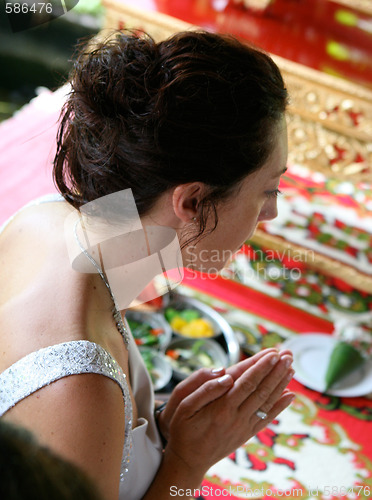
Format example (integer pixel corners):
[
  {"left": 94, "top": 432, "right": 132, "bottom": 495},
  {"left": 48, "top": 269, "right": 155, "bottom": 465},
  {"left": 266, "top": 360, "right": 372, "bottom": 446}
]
[{"left": 157, "top": 348, "right": 294, "bottom": 476}]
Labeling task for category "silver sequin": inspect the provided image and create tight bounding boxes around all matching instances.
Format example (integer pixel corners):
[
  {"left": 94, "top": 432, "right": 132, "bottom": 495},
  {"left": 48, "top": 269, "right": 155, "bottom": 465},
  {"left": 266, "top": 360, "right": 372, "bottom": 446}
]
[{"left": 0, "top": 340, "right": 133, "bottom": 479}]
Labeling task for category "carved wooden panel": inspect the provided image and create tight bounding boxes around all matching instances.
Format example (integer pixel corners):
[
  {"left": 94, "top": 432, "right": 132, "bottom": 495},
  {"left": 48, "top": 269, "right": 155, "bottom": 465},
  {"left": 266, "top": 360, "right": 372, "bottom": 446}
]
[{"left": 276, "top": 58, "right": 372, "bottom": 183}]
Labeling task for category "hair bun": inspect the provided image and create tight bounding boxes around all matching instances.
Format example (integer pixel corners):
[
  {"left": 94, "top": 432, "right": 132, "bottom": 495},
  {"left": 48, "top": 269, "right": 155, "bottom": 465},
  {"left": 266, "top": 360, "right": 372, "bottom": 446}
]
[
  {"left": 72, "top": 31, "right": 159, "bottom": 121},
  {"left": 54, "top": 30, "right": 287, "bottom": 223}
]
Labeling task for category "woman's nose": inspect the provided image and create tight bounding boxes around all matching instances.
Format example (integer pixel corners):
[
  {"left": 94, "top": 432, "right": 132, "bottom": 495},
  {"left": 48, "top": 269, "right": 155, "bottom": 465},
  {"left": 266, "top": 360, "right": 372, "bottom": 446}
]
[{"left": 258, "top": 199, "right": 278, "bottom": 223}]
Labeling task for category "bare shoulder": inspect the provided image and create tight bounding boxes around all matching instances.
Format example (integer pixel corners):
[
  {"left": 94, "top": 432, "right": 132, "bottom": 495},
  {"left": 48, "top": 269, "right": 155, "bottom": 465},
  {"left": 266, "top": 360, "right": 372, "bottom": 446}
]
[
  {"left": 0, "top": 199, "right": 73, "bottom": 291},
  {"left": 0, "top": 197, "right": 72, "bottom": 239},
  {"left": 4, "top": 372, "right": 126, "bottom": 500},
  {"left": 0, "top": 199, "right": 90, "bottom": 368}
]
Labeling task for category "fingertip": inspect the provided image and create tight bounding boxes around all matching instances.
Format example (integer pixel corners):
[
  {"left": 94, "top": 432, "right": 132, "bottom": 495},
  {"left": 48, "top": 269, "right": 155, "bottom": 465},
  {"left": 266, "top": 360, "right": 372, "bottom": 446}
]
[
  {"left": 217, "top": 374, "right": 233, "bottom": 386},
  {"left": 261, "top": 347, "right": 279, "bottom": 355},
  {"left": 269, "top": 352, "right": 280, "bottom": 365},
  {"left": 281, "top": 391, "right": 296, "bottom": 405},
  {"left": 280, "top": 354, "right": 293, "bottom": 369},
  {"left": 211, "top": 367, "right": 225, "bottom": 376},
  {"left": 250, "top": 348, "right": 277, "bottom": 363},
  {"left": 287, "top": 393, "right": 296, "bottom": 403},
  {"left": 279, "top": 349, "right": 293, "bottom": 358}
]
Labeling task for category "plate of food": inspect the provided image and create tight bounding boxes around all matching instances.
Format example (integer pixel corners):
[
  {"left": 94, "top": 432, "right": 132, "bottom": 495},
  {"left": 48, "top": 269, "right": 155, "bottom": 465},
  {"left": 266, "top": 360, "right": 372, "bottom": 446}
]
[
  {"left": 139, "top": 348, "right": 173, "bottom": 391},
  {"left": 165, "top": 338, "right": 228, "bottom": 380},
  {"left": 282, "top": 334, "right": 372, "bottom": 397},
  {"left": 163, "top": 293, "right": 240, "bottom": 365},
  {"left": 126, "top": 310, "right": 172, "bottom": 348},
  {"left": 164, "top": 299, "right": 218, "bottom": 339}
]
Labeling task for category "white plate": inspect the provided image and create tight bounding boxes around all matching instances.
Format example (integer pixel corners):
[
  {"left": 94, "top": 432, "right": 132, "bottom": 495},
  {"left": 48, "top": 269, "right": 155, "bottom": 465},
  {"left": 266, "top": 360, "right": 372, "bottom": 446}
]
[{"left": 282, "top": 334, "right": 372, "bottom": 397}]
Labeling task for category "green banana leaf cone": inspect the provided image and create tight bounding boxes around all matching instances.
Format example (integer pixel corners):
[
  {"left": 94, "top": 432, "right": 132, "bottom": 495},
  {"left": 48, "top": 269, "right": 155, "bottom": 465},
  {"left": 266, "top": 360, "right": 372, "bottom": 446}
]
[{"left": 325, "top": 341, "right": 365, "bottom": 391}]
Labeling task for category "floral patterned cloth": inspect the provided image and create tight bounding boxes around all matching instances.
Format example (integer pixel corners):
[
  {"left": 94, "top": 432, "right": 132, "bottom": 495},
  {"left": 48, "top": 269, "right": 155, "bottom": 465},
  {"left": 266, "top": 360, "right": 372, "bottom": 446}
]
[{"left": 174, "top": 281, "right": 372, "bottom": 500}]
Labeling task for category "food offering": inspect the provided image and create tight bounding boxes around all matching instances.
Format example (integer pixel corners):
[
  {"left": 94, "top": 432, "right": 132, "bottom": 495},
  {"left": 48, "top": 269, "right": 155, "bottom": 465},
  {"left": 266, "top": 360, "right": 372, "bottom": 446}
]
[
  {"left": 126, "top": 294, "right": 240, "bottom": 390},
  {"left": 126, "top": 310, "right": 172, "bottom": 348},
  {"left": 325, "top": 341, "right": 365, "bottom": 391},
  {"left": 139, "top": 348, "right": 172, "bottom": 391},
  {"left": 282, "top": 333, "right": 372, "bottom": 397},
  {"left": 230, "top": 321, "right": 287, "bottom": 355},
  {"left": 164, "top": 307, "right": 215, "bottom": 338},
  {"left": 162, "top": 294, "right": 227, "bottom": 339},
  {"left": 325, "top": 320, "right": 371, "bottom": 391},
  {"left": 162, "top": 293, "right": 240, "bottom": 366},
  {"left": 165, "top": 338, "right": 228, "bottom": 380}
]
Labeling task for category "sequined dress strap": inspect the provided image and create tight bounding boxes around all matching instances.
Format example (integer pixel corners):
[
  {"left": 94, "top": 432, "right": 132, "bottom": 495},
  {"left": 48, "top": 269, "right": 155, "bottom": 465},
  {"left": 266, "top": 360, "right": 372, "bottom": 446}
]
[{"left": 0, "top": 340, "right": 133, "bottom": 476}]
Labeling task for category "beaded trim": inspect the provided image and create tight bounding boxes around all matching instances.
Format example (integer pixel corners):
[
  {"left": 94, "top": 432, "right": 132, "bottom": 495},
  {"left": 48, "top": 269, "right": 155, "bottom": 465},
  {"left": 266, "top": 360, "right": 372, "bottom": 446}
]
[{"left": 0, "top": 341, "right": 133, "bottom": 479}]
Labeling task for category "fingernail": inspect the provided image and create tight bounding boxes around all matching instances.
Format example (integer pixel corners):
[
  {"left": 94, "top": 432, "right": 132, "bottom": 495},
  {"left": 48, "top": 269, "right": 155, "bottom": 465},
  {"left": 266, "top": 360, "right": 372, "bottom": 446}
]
[
  {"left": 270, "top": 354, "right": 279, "bottom": 365},
  {"left": 212, "top": 367, "right": 225, "bottom": 375},
  {"left": 217, "top": 374, "right": 232, "bottom": 385},
  {"left": 289, "top": 394, "right": 296, "bottom": 403},
  {"left": 285, "top": 358, "right": 292, "bottom": 368}
]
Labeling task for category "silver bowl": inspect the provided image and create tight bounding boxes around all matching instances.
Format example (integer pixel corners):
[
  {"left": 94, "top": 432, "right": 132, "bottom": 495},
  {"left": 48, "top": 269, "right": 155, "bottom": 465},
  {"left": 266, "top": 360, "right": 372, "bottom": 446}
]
[
  {"left": 139, "top": 348, "right": 173, "bottom": 391},
  {"left": 163, "top": 293, "right": 240, "bottom": 365},
  {"left": 164, "top": 337, "right": 228, "bottom": 381},
  {"left": 126, "top": 309, "right": 172, "bottom": 349}
]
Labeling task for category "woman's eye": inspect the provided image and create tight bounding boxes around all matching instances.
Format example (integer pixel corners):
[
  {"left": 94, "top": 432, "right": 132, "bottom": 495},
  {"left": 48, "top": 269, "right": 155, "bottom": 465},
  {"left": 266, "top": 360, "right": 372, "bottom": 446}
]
[{"left": 265, "top": 189, "right": 282, "bottom": 199}]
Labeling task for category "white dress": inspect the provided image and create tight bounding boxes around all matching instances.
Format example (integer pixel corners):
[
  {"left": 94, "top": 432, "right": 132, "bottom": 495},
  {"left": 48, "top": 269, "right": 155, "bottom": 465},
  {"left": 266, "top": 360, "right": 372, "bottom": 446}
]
[{"left": 0, "top": 195, "right": 163, "bottom": 500}]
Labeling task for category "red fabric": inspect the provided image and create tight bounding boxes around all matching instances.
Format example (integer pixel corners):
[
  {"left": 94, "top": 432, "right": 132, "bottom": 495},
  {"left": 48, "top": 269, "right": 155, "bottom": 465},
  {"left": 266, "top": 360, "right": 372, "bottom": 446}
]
[{"left": 181, "top": 269, "right": 334, "bottom": 334}]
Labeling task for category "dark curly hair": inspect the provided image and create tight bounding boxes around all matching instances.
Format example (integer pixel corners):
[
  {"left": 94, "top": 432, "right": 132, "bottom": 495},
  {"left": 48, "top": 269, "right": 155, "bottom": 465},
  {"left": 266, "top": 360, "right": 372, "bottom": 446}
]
[{"left": 53, "top": 30, "right": 288, "bottom": 238}]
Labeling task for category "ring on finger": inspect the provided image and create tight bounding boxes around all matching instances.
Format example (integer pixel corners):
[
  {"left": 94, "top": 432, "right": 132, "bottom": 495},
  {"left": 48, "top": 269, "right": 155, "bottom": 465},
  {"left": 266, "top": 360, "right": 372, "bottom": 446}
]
[{"left": 255, "top": 409, "right": 268, "bottom": 420}]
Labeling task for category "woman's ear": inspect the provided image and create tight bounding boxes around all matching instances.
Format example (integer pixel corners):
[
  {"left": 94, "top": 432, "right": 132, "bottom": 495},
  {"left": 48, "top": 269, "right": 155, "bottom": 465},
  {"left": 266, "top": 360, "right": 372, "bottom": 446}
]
[{"left": 172, "top": 182, "right": 205, "bottom": 223}]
